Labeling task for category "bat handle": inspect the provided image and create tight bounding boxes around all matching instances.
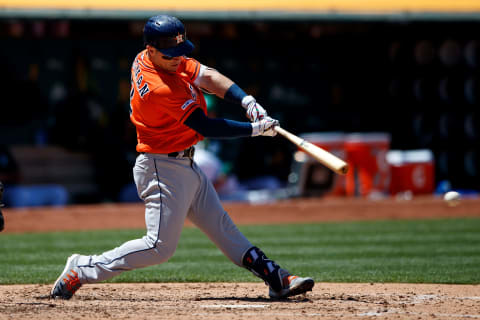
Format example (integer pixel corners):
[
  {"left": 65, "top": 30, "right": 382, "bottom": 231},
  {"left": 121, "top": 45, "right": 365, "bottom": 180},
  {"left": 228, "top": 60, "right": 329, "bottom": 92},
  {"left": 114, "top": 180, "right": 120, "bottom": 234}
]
[{"left": 274, "top": 126, "right": 288, "bottom": 136}]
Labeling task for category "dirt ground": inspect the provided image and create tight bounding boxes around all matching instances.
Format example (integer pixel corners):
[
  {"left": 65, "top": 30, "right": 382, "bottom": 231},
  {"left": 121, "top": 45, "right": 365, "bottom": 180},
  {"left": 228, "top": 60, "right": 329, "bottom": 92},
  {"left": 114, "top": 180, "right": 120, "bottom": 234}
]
[
  {"left": 3, "top": 196, "right": 480, "bottom": 233},
  {"left": 1, "top": 196, "right": 480, "bottom": 319},
  {"left": 1, "top": 282, "right": 480, "bottom": 320}
]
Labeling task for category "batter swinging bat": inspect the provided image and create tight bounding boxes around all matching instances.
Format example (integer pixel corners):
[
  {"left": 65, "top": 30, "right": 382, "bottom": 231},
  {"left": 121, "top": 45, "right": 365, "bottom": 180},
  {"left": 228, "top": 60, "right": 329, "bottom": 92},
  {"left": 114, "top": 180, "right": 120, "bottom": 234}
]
[{"left": 274, "top": 126, "right": 349, "bottom": 175}]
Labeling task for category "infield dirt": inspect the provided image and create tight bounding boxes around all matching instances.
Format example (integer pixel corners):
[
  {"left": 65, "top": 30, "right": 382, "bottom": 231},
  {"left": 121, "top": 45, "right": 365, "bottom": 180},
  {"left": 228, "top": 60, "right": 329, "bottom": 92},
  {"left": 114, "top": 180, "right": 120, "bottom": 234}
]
[
  {"left": 1, "top": 196, "right": 480, "bottom": 319},
  {"left": 1, "top": 282, "right": 480, "bottom": 320}
]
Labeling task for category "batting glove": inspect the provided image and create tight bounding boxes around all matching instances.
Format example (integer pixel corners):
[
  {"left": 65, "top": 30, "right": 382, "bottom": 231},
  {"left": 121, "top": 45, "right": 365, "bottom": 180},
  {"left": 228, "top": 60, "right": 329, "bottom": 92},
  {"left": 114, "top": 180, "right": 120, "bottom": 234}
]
[
  {"left": 251, "top": 116, "right": 279, "bottom": 137},
  {"left": 242, "top": 95, "right": 268, "bottom": 122}
]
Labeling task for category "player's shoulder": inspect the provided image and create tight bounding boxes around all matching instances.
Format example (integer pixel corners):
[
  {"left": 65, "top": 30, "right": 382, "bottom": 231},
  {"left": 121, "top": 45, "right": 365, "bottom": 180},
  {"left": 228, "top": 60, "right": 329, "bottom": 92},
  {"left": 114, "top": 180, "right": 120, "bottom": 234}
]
[
  {"left": 178, "top": 56, "right": 202, "bottom": 81},
  {"left": 180, "top": 56, "right": 201, "bottom": 68}
]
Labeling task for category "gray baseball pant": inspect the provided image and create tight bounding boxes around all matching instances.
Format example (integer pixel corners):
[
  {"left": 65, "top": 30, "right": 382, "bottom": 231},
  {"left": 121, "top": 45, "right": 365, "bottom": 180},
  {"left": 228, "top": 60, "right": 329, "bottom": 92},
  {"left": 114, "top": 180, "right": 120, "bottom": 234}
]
[{"left": 75, "top": 152, "right": 253, "bottom": 283}]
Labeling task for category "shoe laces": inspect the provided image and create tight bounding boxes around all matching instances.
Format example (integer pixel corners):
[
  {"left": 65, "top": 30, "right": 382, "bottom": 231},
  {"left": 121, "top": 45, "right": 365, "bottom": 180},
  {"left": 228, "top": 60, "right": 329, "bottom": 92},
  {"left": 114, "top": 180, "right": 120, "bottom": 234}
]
[{"left": 63, "top": 270, "right": 81, "bottom": 293}]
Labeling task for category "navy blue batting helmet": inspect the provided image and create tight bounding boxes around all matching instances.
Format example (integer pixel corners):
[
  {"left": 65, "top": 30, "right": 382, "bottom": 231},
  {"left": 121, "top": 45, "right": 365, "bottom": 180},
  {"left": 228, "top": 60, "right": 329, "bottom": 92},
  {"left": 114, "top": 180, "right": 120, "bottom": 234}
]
[{"left": 143, "top": 15, "right": 194, "bottom": 57}]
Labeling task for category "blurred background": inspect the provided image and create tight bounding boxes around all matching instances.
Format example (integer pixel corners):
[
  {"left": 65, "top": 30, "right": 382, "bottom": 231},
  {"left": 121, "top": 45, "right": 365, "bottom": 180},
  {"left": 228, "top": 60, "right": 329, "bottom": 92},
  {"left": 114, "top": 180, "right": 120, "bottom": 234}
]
[{"left": 0, "top": 0, "right": 479, "bottom": 207}]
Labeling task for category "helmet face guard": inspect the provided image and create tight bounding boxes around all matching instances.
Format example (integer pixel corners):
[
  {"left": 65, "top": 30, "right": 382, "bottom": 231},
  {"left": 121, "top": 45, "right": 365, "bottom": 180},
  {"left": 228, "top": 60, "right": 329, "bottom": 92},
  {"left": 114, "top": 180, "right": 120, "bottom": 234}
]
[{"left": 143, "top": 15, "right": 194, "bottom": 57}]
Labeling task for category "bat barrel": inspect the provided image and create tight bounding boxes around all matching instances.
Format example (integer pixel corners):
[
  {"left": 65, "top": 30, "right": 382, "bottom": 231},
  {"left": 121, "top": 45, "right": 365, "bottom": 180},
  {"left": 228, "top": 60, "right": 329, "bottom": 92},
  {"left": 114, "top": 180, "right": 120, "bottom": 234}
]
[{"left": 274, "top": 126, "right": 349, "bottom": 175}]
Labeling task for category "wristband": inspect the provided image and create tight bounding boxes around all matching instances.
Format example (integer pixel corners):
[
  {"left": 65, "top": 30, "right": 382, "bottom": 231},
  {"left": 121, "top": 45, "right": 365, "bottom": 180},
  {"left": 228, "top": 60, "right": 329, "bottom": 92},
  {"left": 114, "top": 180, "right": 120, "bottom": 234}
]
[{"left": 224, "top": 83, "right": 248, "bottom": 106}]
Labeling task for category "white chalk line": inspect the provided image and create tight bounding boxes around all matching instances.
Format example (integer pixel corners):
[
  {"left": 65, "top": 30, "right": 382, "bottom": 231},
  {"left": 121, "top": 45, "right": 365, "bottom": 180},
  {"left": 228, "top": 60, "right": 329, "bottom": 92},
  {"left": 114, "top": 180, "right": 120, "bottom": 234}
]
[
  {"left": 196, "top": 295, "right": 480, "bottom": 318},
  {"left": 192, "top": 311, "right": 480, "bottom": 319},
  {"left": 195, "top": 307, "right": 480, "bottom": 319},
  {"left": 411, "top": 294, "right": 480, "bottom": 304},
  {"left": 412, "top": 294, "right": 480, "bottom": 301},
  {"left": 357, "top": 309, "right": 480, "bottom": 319},
  {"left": 201, "top": 304, "right": 268, "bottom": 309}
]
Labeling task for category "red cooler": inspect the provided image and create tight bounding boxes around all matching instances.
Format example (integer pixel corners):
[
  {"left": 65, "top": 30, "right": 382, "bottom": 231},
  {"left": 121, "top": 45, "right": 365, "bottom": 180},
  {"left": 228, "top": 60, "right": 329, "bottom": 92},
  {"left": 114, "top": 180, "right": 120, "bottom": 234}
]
[
  {"left": 344, "top": 133, "right": 391, "bottom": 197},
  {"left": 387, "top": 150, "right": 435, "bottom": 195}
]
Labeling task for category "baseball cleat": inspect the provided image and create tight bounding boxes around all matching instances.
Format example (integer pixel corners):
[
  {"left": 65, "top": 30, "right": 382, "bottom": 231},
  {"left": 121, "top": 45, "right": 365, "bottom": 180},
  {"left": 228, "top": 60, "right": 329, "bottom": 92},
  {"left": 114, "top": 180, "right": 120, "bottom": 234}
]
[
  {"left": 51, "top": 254, "right": 82, "bottom": 299},
  {"left": 268, "top": 268, "right": 314, "bottom": 299}
]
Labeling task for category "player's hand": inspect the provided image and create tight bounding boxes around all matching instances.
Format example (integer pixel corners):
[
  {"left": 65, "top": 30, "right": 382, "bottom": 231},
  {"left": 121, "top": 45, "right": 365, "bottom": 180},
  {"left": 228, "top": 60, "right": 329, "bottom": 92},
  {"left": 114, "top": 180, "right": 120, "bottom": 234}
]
[
  {"left": 251, "top": 116, "right": 279, "bottom": 137},
  {"left": 246, "top": 102, "right": 267, "bottom": 122},
  {"left": 242, "top": 95, "right": 268, "bottom": 122}
]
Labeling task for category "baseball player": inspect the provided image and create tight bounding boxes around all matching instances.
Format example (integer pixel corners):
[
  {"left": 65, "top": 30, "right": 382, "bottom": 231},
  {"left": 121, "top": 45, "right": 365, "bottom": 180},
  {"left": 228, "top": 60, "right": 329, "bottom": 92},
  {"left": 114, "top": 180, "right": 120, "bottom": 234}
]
[
  {"left": 51, "top": 15, "right": 314, "bottom": 300},
  {"left": 0, "top": 182, "right": 4, "bottom": 232}
]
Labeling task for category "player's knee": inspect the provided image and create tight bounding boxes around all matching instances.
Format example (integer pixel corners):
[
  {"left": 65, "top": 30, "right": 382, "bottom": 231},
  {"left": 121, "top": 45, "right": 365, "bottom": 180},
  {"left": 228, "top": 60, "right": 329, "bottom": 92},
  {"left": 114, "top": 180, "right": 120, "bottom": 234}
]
[
  {"left": 144, "top": 236, "right": 176, "bottom": 262},
  {"left": 157, "top": 243, "right": 177, "bottom": 261},
  {"left": 144, "top": 233, "right": 157, "bottom": 248}
]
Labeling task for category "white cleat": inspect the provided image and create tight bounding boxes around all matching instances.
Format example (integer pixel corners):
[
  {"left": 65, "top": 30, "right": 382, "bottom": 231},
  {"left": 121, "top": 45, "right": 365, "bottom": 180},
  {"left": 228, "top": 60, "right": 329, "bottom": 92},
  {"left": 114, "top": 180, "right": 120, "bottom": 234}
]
[
  {"left": 50, "top": 254, "right": 82, "bottom": 300},
  {"left": 268, "top": 268, "right": 315, "bottom": 299}
]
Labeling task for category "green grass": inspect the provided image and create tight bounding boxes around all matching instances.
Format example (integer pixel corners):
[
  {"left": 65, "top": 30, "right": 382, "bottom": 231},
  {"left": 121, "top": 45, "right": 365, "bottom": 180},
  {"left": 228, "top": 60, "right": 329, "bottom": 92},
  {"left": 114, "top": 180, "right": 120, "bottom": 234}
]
[{"left": 0, "top": 218, "right": 479, "bottom": 284}]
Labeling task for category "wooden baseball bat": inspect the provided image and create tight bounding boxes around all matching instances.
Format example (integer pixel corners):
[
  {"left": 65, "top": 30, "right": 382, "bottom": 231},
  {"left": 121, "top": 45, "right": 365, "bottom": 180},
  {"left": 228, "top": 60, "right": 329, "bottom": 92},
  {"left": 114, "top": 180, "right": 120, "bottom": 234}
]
[{"left": 274, "top": 126, "right": 349, "bottom": 175}]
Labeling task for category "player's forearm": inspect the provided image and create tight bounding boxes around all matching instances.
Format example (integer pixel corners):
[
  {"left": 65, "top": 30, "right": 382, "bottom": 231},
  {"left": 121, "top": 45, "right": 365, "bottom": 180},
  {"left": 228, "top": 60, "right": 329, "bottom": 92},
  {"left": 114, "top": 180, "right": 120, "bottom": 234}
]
[
  {"left": 197, "top": 68, "right": 234, "bottom": 99},
  {"left": 197, "top": 68, "right": 251, "bottom": 107},
  {"left": 184, "top": 108, "right": 278, "bottom": 138},
  {"left": 184, "top": 108, "right": 252, "bottom": 138}
]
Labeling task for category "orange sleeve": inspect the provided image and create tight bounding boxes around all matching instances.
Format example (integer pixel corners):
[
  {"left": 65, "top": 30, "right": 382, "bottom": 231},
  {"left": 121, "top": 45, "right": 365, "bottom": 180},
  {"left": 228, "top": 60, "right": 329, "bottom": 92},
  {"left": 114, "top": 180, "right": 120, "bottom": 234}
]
[{"left": 178, "top": 57, "right": 201, "bottom": 83}]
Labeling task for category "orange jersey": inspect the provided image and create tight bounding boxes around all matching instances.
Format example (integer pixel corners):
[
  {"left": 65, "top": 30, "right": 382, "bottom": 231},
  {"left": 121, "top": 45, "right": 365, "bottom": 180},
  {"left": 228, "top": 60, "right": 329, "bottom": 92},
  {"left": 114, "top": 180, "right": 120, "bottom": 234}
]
[{"left": 129, "top": 49, "right": 207, "bottom": 153}]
